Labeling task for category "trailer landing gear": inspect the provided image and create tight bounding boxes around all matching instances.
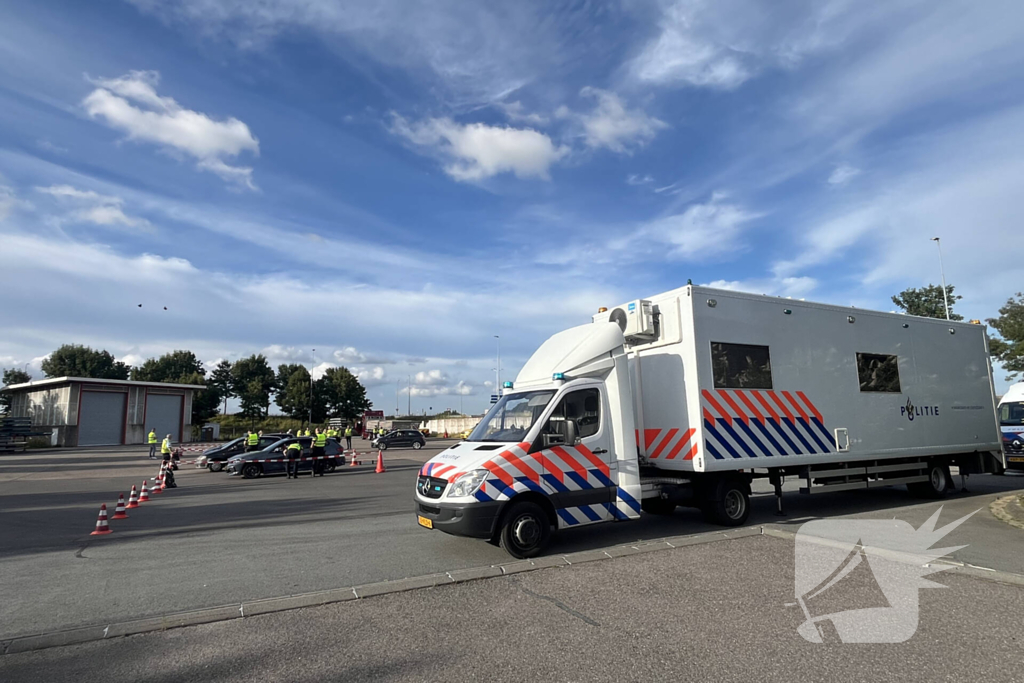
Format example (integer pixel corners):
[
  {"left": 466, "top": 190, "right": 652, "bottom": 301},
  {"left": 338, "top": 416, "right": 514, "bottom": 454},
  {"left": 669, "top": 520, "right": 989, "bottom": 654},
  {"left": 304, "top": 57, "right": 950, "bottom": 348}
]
[{"left": 769, "top": 470, "right": 785, "bottom": 516}]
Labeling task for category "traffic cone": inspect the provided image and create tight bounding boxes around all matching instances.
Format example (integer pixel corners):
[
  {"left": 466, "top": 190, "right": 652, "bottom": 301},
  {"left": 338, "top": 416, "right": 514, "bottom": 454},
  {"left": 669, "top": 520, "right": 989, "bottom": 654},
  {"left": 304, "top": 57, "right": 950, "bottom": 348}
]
[
  {"left": 375, "top": 449, "right": 386, "bottom": 474},
  {"left": 112, "top": 494, "right": 129, "bottom": 519},
  {"left": 138, "top": 481, "right": 150, "bottom": 503},
  {"left": 349, "top": 450, "right": 359, "bottom": 466},
  {"left": 90, "top": 504, "right": 112, "bottom": 535},
  {"left": 126, "top": 485, "right": 139, "bottom": 509},
  {"left": 152, "top": 466, "right": 164, "bottom": 494}
]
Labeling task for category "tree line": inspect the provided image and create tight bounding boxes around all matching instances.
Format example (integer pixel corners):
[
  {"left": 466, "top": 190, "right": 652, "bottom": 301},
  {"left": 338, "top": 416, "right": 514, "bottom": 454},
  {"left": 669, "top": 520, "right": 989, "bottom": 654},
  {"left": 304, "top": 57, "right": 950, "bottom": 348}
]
[{"left": 1, "top": 347, "right": 372, "bottom": 426}]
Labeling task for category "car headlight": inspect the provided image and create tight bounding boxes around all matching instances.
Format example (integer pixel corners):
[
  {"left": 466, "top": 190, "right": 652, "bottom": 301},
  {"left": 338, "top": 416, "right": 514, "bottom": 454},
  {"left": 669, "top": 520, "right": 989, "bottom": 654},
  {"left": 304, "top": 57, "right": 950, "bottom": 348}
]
[{"left": 446, "top": 469, "right": 488, "bottom": 498}]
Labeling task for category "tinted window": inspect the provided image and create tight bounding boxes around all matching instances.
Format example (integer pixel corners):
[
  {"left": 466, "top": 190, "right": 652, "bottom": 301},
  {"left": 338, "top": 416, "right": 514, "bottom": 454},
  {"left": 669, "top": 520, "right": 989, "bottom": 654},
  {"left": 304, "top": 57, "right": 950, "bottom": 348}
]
[
  {"left": 1000, "top": 403, "right": 1024, "bottom": 426},
  {"left": 711, "top": 342, "right": 773, "bottom": 390},
  {"left": 857, "top": 353, "right": 901, "bottom": 393},
  {"left": 545, "top": 388, "right": 601, "bottom": 439}
]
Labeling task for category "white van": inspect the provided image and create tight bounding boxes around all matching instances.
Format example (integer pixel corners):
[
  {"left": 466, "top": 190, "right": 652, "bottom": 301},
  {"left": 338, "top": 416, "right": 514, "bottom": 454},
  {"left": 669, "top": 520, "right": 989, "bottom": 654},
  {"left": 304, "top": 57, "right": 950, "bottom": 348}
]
[
  {"left": 998, "top": 382, "right": 1024, "bottom": 470},
  {"left": 415, "top": 285, "right": 1004, "bottom": 557}
]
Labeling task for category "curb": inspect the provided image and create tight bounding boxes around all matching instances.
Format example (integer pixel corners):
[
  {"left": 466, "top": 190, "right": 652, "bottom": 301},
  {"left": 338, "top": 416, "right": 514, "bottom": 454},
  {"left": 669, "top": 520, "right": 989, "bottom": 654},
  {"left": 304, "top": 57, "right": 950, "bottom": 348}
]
[
  {"left": 1, "top": 526, "right": 761, "bottom": 655},
  {"left": 989, "top": 494, "right": 1024, "bottom": 531}
]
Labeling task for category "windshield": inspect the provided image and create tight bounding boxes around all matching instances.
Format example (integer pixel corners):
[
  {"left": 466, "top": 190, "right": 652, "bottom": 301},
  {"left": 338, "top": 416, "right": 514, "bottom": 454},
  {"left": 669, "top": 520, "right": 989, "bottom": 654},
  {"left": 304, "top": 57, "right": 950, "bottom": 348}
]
[
  {"left": 468, "top": 390, "right": 556, "bottom": 442},
  {"left": 1000, "top": 402, "right": 1024, "bottom": 426}
]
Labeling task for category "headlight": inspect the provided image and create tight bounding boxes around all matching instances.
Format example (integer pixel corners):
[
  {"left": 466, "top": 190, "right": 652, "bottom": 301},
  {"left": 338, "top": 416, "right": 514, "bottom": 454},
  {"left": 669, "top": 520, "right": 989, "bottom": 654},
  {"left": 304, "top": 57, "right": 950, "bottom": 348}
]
[{"left": 446, "top": 469, "right": 488, "bottom": 498}]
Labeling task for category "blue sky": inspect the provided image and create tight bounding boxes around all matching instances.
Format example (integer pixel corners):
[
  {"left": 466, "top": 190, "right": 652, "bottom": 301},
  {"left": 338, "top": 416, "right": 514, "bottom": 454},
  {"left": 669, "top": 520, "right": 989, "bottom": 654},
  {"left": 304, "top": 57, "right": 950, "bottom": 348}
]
[{"left": 2, "top": 0, "right": 1023, "bottom": 413}]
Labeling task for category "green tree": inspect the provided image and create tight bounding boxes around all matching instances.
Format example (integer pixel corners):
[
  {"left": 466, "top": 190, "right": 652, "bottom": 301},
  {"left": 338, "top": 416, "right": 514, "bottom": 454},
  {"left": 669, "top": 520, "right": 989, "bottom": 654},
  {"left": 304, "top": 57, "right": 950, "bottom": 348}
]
[
  {"left": 891, "top": 284, "right": 963, "bottom": 321},
  {"left": 987, "top": 292, "right": 1024, "bottom": 381},
  {"left": 1, "top": 368, "right": 32, "bottom": 414},
  {"left": 275, "top": 364, "right": 311, "bottom": 422},
  {"left": 41, "top": 344, "right": 130, "bottom": 379},
  {"left": 131, "top": 350, "right": 204, "bottom": 382},
  {"left": 208, "top": 359, "right": 234, "bottom": 416},
  {"left": 231, "top": 355, "right": 275, "bottom": 424},
  {"left": 321, "top": 366, "right": 372, "bottom": 421}
]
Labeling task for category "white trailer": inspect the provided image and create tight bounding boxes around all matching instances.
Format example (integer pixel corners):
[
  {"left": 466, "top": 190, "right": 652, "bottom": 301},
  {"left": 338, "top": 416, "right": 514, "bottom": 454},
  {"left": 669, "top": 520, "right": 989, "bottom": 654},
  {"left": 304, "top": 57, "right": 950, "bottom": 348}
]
[
  {"left": 414, "top": 285, "right": 1004, "bottom": 557},
  {"left": 998, "top": 382, "right": 1024, "bottom": 470}
]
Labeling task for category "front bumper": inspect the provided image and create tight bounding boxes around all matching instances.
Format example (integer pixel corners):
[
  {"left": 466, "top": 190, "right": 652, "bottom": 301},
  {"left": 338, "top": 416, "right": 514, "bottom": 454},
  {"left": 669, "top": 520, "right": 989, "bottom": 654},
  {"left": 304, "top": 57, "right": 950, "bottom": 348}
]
[{"left": 415, "top": 498, "right": 503, "bottom": 538}]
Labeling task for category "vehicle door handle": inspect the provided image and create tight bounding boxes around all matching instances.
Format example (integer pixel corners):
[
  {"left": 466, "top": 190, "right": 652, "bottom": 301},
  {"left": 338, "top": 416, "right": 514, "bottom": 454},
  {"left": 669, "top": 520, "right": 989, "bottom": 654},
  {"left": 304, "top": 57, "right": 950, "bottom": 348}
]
[{"left": 592, "top": 448, "right": 608, "bottom": 455}]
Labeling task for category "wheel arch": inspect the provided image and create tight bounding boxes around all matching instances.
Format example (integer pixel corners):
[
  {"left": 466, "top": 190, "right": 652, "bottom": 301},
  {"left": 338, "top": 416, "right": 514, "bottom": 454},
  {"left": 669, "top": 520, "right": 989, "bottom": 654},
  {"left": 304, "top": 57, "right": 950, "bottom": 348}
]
[{"left": 491, "top": 491, "right": 557, "bottom": 541}]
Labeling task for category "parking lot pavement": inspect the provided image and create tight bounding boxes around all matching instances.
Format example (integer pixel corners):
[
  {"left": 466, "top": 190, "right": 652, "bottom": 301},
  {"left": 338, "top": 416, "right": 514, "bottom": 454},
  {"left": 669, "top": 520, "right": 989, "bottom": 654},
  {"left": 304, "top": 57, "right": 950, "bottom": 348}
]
[
  {"left": 2, "top": 534, "right": 1022, "bottom": 683},
  {"left": 1, "top": 442, "right": 1022, "bottom": 643}
]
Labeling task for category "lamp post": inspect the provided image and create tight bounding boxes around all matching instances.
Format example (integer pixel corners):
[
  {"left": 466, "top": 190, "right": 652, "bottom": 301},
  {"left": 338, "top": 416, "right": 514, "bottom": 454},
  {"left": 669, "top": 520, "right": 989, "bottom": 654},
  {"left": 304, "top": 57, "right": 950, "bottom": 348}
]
[
  {"left": 494, "top": 335, "right": 501, "bottom": 397},
  {"left": 309, "top": 348, "right": 315, "bottom": 426},
  {"left": 408, "top": 374, "right": 412, "bottom": 417},
  {"left": 930, "top": 237, "right": 951, "bottom": 321}
]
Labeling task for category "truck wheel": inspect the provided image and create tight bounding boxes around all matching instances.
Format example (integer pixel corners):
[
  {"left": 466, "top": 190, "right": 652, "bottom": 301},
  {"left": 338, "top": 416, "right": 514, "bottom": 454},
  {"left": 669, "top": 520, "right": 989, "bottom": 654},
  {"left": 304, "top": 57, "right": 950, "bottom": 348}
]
[
  {"left": 209, "top": 462, "right": 223, "bottom": 473},
  {"left": 641, "top": 498, "right": 676, "bottom": 515},
  {"left": 908, "top": 462, "right": 950, "bottom": 498},
  {"left": 701, "top": 480, "right": 750, "bottom": 526},
  {"left": 498, "top": 501, "right": 551, "bottom": 559},
  {"left": 241, "top": 464, "right": 261, "bottom": 479}
]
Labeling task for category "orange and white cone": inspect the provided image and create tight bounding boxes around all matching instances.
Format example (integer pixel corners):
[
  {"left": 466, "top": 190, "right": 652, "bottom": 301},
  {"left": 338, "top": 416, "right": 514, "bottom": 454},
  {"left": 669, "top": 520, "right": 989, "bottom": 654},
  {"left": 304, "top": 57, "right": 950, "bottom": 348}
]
[
  {"left": 138, "top": 481, "right": 150, "bottom": 503},
  {"left": 90, "top": 504, "right": 112, "bottom": 535},
  {"left": 126, "top": 485, "right": 139, "bottom": 509},
  {"left": 112, "top": 493, "right": 129, "bottom": 519},
  {"left": 375, "top": 449, "right": 386, "bottom": 474},
  {"left": 349, "top": 450, "right": 359, "bottom": 466},
  {"left": 151, "top": 467, "right": 164, "bottom": 494}
]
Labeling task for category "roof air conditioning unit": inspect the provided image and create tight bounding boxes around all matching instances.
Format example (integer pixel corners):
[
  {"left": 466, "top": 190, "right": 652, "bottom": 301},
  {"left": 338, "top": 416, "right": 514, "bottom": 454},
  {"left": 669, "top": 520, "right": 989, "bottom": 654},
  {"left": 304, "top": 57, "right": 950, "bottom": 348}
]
[{"left": 609, "top": 299, "right": 656, "bottom": 343}]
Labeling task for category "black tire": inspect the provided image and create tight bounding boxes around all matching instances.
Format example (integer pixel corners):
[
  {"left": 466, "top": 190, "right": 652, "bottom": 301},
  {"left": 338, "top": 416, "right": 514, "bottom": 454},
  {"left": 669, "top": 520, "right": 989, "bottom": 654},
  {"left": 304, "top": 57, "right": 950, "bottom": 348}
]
[
  {"left": 241, "top": 463, "right": 261, "bottom": 479},
  {"left": 324, "top": 461, "right": 337, "bottom": 473},
  {"left": 908, "top": 462, "right": 950, "bottom": 498},
  {"left": 379, "top": 442, "right": 388, "bottom": 451},
  {"left": 701, "top": 479, "right": 750, "bottom": 526},
  {"left": 209, "top": 461, "right": 224, "bottom": 473},
  {"left": 498, "top": 501, "right": 551, "bottom": 559},
  {"left": 412, "top": 441, "right": 423, "bottom": 450},
  {"left": 641, "top": 498, "right": 677, "bottom": 515}
]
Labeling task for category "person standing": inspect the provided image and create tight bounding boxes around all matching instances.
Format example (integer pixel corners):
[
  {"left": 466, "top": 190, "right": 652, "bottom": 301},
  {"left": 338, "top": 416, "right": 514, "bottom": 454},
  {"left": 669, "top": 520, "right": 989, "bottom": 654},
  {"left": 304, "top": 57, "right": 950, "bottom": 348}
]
[
  {"left": 147, "top": 429, "right": 158, "bottom": 459},
  {"left": 311, "top": 428, "right": 327, "bottom": 477},
  {"left": 161, "top": 434, "right": 172, "bottom": 461},
  {"left": 246, "top": 430, "right": 260, "bottom": 452},
  {"left": 286, "top": 440, "right": 302, "bottom": 479},
  {"left": 344, "top": 425, "right": 353, "bottom": 451}
]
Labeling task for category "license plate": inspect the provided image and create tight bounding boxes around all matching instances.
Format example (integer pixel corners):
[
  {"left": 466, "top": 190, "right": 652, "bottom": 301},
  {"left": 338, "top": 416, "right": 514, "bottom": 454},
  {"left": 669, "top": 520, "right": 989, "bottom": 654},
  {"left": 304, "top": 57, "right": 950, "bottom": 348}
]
[
  {"left": 1008, "top": 456, "right": 1024, "bottom": 463},
  {"left": 417, "top": 515, "right": 433, "bottom": 529}
]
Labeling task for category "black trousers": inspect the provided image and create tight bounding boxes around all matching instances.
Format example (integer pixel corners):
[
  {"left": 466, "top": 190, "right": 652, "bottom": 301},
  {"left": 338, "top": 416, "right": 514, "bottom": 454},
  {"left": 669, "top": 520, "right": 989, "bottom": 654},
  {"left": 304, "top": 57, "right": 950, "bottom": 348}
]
[
  {"left": 311, "top": 446, "right": 325, "bottom": 476},
  {"left": 345, "top": 436, "right": 352, "bottom": 449},
  {"left": 287, "top": 457, "right": 300, "bottom": 478}
]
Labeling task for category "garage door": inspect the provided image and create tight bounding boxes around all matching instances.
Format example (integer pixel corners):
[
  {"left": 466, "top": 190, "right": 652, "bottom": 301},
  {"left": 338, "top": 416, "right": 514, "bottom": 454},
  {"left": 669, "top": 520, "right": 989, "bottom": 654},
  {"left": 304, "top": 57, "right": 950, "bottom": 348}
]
[
  {"left": 146, "top": 394, "right": 183, "bottom": 443},
  {"left": 78, "top": 391, "right": 126, "bottom": 446}
]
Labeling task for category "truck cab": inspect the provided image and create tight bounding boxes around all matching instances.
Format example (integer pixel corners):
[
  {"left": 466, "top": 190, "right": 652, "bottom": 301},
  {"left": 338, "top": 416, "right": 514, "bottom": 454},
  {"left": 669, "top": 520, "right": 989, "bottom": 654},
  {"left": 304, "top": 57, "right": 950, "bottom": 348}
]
[
  {"left": 415, "top": 322, "right": 642, "bottom": 557},
  {"left": 999, "top": 382, "right": 1024, "bottom": 470}
]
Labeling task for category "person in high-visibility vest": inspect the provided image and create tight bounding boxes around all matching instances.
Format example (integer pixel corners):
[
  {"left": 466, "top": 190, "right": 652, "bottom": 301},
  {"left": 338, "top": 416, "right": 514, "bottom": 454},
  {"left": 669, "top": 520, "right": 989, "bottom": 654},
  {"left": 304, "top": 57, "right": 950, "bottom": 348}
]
[
  {"left": 246, "top": 430, "right": 260, "bottom": 452},
  {"left": 161, "top": 435, "right": 172, "bottom": 460},
  {"left": 344, "top": 426, "right": 353, "bottom": 450},
  {"left": 286, "top": 440, "right": 303, "bottom": 479},
  {"left": 311, "top": 428, "right": 327, "bottom": 477},
  {"left": 148, "top": 429, "right": 158, "bottom": 459}
]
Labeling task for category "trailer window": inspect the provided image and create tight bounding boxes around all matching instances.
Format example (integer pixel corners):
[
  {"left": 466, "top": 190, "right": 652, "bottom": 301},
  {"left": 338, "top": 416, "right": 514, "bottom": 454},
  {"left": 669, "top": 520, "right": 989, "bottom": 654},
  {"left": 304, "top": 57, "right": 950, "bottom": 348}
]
[
  {"left": 856, "top": 353, "right": 901, "bottom": 393},
  {"left": 711, "top": 342, "right": 773, "bottom": 390}
]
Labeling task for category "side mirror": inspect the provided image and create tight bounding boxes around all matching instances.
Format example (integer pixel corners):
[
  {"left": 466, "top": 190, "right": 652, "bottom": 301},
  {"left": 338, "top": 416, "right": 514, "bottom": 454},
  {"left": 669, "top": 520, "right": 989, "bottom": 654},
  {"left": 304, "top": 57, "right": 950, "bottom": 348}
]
[{"left": 565, "top": 419, "right": 579, "bottom": 446}]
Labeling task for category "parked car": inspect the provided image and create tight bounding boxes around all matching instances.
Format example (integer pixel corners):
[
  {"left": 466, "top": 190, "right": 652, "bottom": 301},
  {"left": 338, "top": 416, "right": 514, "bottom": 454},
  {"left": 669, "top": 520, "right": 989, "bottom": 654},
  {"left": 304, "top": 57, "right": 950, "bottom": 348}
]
[
  {"left": 372, "top": 429, "right": 426, "bottom": 450},
  {"left": 225, "top": 437, "right": 345, "bottom": 478},
  {"left": 201, "top": 434, "right": 288, "bottom": 472}
]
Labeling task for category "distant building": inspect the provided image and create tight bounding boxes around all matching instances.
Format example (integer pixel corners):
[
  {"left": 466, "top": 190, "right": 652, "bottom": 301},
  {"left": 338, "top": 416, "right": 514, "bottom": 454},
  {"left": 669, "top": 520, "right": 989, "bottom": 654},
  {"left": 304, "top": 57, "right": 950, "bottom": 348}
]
[{"left": 1, "top": 377, "right": 205, "bottom": 446}]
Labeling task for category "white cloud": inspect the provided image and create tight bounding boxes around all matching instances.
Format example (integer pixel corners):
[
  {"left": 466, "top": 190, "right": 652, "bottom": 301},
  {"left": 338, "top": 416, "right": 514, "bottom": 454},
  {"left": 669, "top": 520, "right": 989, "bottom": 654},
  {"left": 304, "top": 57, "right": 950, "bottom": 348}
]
[
  {"left": 333, "top": 347, "right": 395, "bottom": 365},
  {"left": 561, "top": 88, "right": 667, "bottom": 154},
  {"left": 703, "top": 276, "right": 817, "bottom": 298},
  {"left": 389, "top": 114, "right": 568, "bottom": 181},
  {"left": 414, "top": 369, "right": 448, "bottom": 386},
  {"left": 82, "top": 70, "right": 259, "bottom": 190},
  {"left": 35, "top": 184, "right": 152, "bottom": 231},
  {"left": 621, "top": 195, "right": 759, "bottom": 262},
  {"left": 626, "top": 174, "right": 654, "bottom": 185},
  {"left": 0, "top": 185, "right": 20, "bottom": 221},
  {"left": 406, "top": 379, "right": 475, "bottom": 397},
  {"left": 499, "top": 101, "right": 548, "bottom": 126},
  {"left": 827, "top": 164, "right": 860, "bottom": 186},
  {"left": 355, "top": 366, "right": 388, "bottom": 386}
]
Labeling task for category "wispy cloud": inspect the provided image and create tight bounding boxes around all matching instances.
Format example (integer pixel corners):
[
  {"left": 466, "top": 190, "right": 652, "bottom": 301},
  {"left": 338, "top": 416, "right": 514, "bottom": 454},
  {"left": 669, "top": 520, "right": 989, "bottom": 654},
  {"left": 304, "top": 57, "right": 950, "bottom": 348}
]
[
  {"left": 626, "top": 174, "right": 654, "bottom": 186},
  {"left": 82, "top": 70, "right": 260, "bottom": 190},
  {"left": 827, "top": 164, "right": 860, "bottom": 186},
  {"left": 35, "top": 184, "right": 152, "bottom": 231},
  {"left": 558, "top": 88, "right": 667, "bottom": 154}
]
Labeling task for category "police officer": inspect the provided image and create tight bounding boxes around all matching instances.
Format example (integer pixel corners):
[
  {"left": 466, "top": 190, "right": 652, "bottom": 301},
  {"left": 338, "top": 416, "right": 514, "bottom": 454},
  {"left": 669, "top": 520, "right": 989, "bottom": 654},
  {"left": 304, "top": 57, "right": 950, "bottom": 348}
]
[
  {"left": 246, "top": 430, "right": 260, "bottom": 452},
  {"left": 311, "top": 428, "right": 327, "bottom": 477},
  {"left": 161, "top": 434, "right": 172, "bottom": 461},
  {"left": 147, "top": 428, "right": 158, "bottom": 458},
  {"left": 285, "top": 440, "right": 302, "bottom": 479},
  {"left": 344, "top": 425, "right": 353, "bottom": 450}
]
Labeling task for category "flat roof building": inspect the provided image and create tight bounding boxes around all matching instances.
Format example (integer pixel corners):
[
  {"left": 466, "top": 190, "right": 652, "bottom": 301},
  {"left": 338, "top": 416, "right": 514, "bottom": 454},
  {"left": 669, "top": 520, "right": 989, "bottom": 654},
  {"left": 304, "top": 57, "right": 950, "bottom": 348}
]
[{"left": 1, "top": 377, "right": 206, "bottom": 447}]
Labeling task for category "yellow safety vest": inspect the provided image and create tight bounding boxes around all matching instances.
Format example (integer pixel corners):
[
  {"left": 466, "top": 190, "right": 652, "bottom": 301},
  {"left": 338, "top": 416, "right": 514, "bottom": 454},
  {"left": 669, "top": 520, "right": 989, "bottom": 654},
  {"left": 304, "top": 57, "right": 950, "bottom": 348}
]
[
  {"left": 247, "top": 433, "right": 259, "bottom": 446},
  {"left": 345, "top": 427, "right": 352, "bottom": 437},
  {"left": 314, "top": 432, "right": 327, "bottom": 447},
  {"left": 287, "top": 442, "right": 302, "bottom": 454},
  {"left": 148, "top": 431, "right": 157, "bottom": 444},
  {"left": 161, "top": 438, "right": 171, "bottom": 454}
]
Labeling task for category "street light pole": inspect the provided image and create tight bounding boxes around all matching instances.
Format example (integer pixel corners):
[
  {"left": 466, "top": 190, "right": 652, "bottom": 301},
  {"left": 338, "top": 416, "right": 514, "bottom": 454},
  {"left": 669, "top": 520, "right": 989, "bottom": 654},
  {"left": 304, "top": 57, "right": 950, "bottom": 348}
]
[
  {"left": 930, "top": 237, "right": 951, "bottom": 321},
  {"left": 494, "top": 335, "right": 500, "bottom": 396},
  {"left": 309, "top": 348, "right": 315, "bottom": 426},
  {"left": 408, "top": 374, "right": 412, "bottom": 417}
]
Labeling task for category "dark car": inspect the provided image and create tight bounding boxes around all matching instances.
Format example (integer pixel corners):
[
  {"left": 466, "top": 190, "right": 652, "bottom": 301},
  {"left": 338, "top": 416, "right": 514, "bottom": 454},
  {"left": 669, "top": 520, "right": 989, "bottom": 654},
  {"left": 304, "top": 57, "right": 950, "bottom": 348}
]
[
  {"left": 373, "top": 429, "right": 426, "bottom": 451},
  {"left": 201, "top": 434, "right": 288, "bottom": 472},
  {"left": 225, "top": 437, "right": 345, "bottom": 479}
]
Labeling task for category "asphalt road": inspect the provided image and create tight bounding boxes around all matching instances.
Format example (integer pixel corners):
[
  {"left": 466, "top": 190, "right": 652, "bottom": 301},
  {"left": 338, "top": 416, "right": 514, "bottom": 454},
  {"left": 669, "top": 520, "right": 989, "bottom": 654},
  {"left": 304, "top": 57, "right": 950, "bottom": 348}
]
[
  {"left": 2, "top": 442, "right": 1023, "bottom": 645},
  {"left": 2, "top": 534, "right": 1022, "bottom": 683}
]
